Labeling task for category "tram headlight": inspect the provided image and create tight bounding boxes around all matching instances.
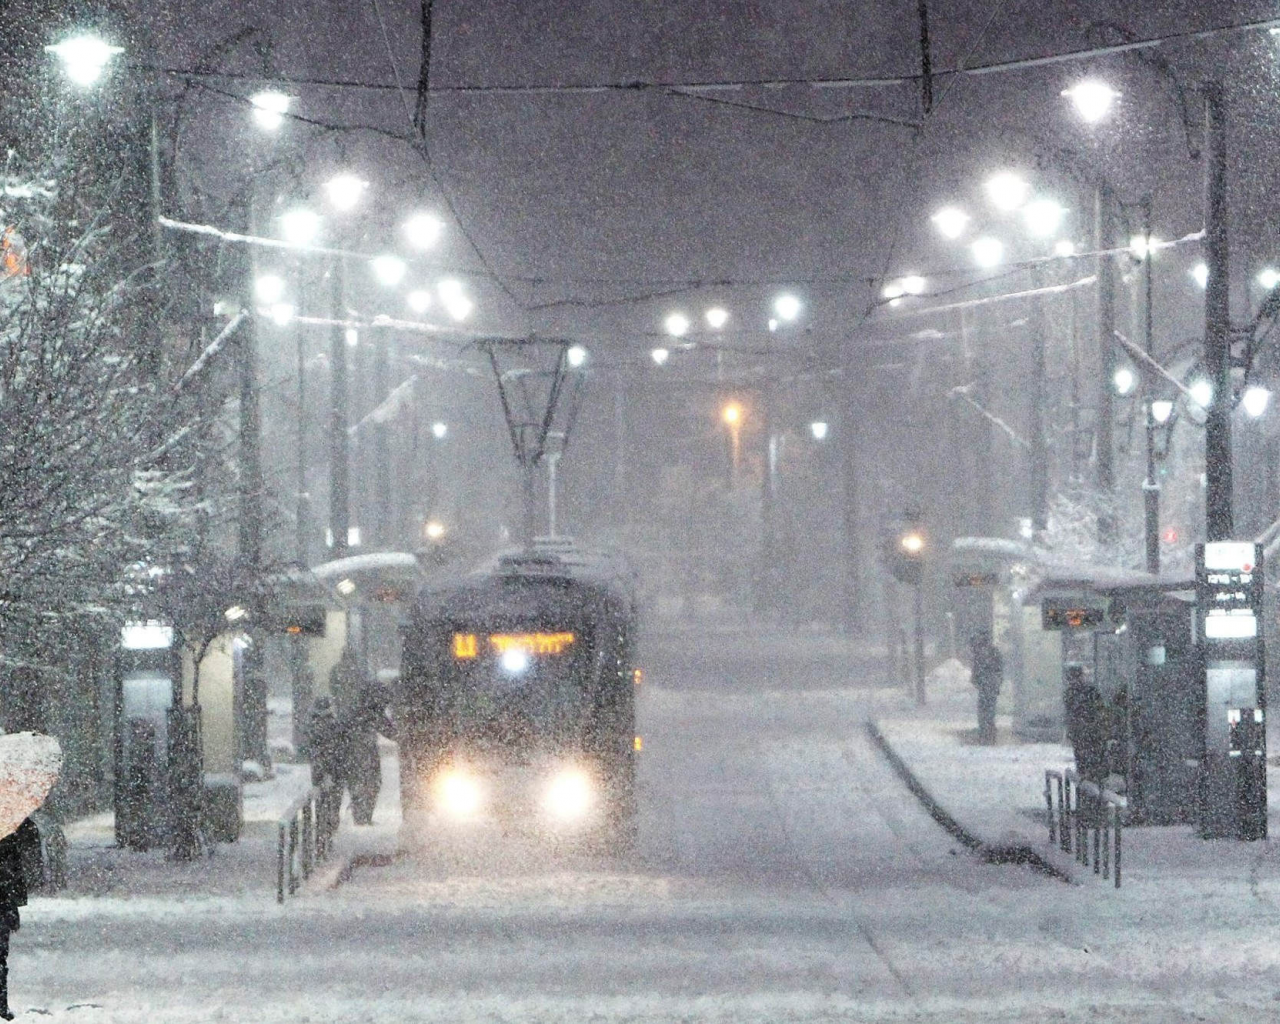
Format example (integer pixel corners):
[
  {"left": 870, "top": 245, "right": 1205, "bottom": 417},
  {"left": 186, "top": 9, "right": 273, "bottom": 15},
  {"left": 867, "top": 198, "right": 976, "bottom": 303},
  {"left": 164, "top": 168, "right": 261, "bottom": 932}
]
[
  {"left": 434, "top": 768, "right": 484, "bottom": 819},
  {"left": 543, "top": 767, "right": 593, "bottom": 821}
]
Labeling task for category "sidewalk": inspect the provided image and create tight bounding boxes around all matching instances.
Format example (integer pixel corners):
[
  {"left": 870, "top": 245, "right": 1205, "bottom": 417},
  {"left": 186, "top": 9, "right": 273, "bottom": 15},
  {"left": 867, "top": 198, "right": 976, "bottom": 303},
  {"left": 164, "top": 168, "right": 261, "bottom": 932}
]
[
  {"left": 59, "top": 738, "right": 403, "bottom": 901},
  {"left": 872, "top": 660, "right": 1280, "bottom": 893}
]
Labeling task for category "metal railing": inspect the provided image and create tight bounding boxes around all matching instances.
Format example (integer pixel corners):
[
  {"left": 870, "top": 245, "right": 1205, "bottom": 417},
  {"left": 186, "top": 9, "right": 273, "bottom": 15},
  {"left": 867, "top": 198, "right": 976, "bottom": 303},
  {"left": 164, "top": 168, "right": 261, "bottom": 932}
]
[
  {"left": 276, "top": 783, "right": 341, "bottom": 903},
  {"left": 1044, "top": 768, "right": 1126, "bottom": 888}
]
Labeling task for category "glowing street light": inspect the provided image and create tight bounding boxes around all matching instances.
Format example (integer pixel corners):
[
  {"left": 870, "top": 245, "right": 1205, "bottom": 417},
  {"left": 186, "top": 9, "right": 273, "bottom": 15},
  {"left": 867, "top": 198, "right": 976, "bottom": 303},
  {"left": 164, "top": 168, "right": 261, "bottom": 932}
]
[
  {"left": 431, "top": 421, "right": 448, "bottom": 440},
  {"left": 437, "top": 278, "right": 472, "bottom": 321},
  {"left": 424, "top": 519, "right": 447, "bottom": 541},
  {"left": 664, "top": 312, "right": 690, "bottom": 337},
  {"left": 370, "top": 254, "right": 407, "bottom": 287},
  {"left": 931, "top": 206, "right": 970, "bottom": 240},
  {"left": 1022, "top": 199, "right": 1066, "bottom": 237},
  {"left": 722, "top": 401, "right": 745, "bottom": 484},
  {"left": 1191, "top": 262, "right": 1209, "bottom": 288},
  {"left": 650, "top": 347, "right": 670, "bottom": 366},
  {"left": 46, "top": 34, "right": 123, "bottom": 87},
  {"left": 705, "top": 307, "right": 729, "bottom": 329},
  {"left": 345, "top": 328, "right": 359, "bottom": 347},
  {"left": 1150, "top": 399, "right": 1174, "bottom": 424},
  {"left": 1054, "top": 240, "right": 1077, "bottom": 258},
  {"left": 1128, "top": 234, "right": 1163, "bottom": 261},
  {"left": 1189, "top": 378, "right": 1213, "bottom": 409},
  {"left": 1243, "top": 386, "right": 1271, "bottom": 418},
  {"left": 1257, "top": 267, "right": 1280, "bottom": 290},
  {"left": 1113, "top": 366, "right": 1136, "bottom": 396},
  {"left": 971, "top": 237, "right": 1004, "bottom": 268},
  {"left": 403, "top": 212, "right": 443, "bottom": 249},
  {"left": 406, "top": 289, "right": 432, "bottom": 314},
  {"left": 810, "top": 420, "right": 830, "bottom": 441},
  {"left": 254, "top": 273, "right": 286, "bottom": 305},
  {"left": 984, "top": 172, "right": 1029, "bottom": 212},
  {"left": 566, "top": 345, "right": 589, "bottom": 368},
  {"left": 268, "top": 303, "right": 295, "bottom": 327},
  {"left": 773, "top": 293, "right": 801, "bottom": 321},
  {"left": 279, "top": 208, "right": 321, "bottom": 247},
  {"left": 900, "top": 530, "right": 925, "bottom": 554},
  {"left": 249, "top": 90, "right": 292, "bottom": 131},
  {"left": 324, "top": 173, "right": 367, "bottom": 212},
  {"left": 1062, "top": 80, "right": 1120, "bottom": 123}
]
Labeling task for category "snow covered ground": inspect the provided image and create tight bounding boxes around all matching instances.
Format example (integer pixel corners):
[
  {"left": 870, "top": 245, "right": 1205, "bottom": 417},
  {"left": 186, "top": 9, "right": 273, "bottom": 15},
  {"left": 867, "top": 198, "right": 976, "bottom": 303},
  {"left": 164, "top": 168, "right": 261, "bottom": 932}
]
[{"left": 10, "top": 626, "right": 1280, "bottom": 1022}]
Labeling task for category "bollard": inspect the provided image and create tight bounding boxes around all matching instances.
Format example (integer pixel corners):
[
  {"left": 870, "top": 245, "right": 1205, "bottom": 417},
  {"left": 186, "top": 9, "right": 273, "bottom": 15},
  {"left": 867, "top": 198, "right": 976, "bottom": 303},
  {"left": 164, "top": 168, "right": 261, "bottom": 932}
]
[
  {"left": 1045, "top": 774, "right": 1056, "bottom": 846},
  {"left": 277, "top": 822, "right": 286, "bottom": 904}
]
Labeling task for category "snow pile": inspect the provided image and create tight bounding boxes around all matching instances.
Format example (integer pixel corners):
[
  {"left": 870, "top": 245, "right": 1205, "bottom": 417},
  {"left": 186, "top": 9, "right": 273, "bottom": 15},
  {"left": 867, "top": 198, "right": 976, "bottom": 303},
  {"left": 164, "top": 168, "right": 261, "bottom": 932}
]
[
  {"left": 0, "top": 732, "right": 60, "bottom": 838},
  {"left": 926, "top": 657, "right": 971, "bottom": 697}
]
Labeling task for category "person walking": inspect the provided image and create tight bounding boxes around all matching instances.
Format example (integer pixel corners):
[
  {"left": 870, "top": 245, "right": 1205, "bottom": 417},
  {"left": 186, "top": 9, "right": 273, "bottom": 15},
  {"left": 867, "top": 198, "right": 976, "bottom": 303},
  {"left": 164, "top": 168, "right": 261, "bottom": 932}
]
[
  {"left": 0, "top": 817, "right": 39, "bottom": 1021},
  {"left": 970, "top": 632, "right": 1003, "bottom": 746},
  {"left": 344, "top": 684, "right": 396, "bottom": 826}
]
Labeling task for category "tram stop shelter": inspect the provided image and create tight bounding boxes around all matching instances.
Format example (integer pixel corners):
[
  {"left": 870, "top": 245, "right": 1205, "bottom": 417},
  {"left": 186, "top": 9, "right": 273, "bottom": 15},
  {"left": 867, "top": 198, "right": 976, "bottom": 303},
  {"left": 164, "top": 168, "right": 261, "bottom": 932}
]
[{"left": 1027, "top": 568, "right": 1198, "bottom": 825}]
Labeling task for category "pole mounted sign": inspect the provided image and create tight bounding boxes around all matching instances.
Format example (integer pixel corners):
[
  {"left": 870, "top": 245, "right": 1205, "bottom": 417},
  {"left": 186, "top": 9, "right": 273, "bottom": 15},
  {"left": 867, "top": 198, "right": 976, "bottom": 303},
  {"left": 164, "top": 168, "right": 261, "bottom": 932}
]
[{"left": 1195, "top": 541, "right": 1266, "bottom": 840}]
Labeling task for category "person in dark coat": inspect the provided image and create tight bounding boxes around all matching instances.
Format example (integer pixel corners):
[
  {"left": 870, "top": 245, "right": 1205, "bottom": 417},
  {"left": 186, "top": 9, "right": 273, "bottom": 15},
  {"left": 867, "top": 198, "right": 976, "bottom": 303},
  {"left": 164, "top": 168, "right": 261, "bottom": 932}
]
[
  {"left": 0, "top": 818, "right": 39, "bottom": 1021},
  {"left": 1064, "top": 666, "right": 1107, "bottom": 783},
  {"left": 970, "top": 632, "right": 1003, "bottom": 746},
  {"left": 343, "top": 685, "right": 396, "bottom": 826},
  {"left": 306, "top": 697, "right": 345, "bottom": 791}
]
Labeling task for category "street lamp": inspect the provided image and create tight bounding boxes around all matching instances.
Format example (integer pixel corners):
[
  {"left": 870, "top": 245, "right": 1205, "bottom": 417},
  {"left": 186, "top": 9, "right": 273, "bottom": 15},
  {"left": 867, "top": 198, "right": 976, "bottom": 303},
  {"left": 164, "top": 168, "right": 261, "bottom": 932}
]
[
  {"left": 324, "top": 173, "right": 367, "bottom": 212},
  {"left": 1191, "top": 262, "right": 1210, "bottom": 288},
  {"left": 370, "top": 254, "right": 407, "bottom": 287},
  {"left": 431, "top": 421, "right": 448, "bottom": 440},
  {"left": 279, "top": 208, "right": 321, "bottom": 247},
  {"left": 1062, "top": 80, "right": 1120, "bottom": 123},
  {"left": 1242, "top": 386, "right": 1271, "bottom": 418},
  {"left": 984, "top": 172, "right": 1029, "bottom": 212},
  {"left": 566, "top": 345, "right": 588, "bottom": 369},
  {"left": 1151, "top": 399, "right": 1175, "bottom": 424},
  {"left": 1022, "top": 198, "right": 1066, "bottom": 237},
  {"left": 664, "top": 312, "right": 690, "bottom": 337},
  {"left": 722, "top": 401, "right": 744, "bottom": 485},
  {"left": 931, "top": 206, "right": 970, "bottom": 239},
  {"left": 1113, "top": 366, "right": 1137, "bottom": 396},
  {"left": 705, "top": 307, "right": 729, "bottom": 329},
  {"left": 254, "top": 273, "right": 286, "bottom": 305},
  {"left": 1190, "top": 378, "right": 1214, "bottom": 409},
  {"left": 438, "top": 278, "right": 472, "bottom": 321},
  {"left": 773, "top": 294, "right": 801, "bottom": 321},
  {"left": 406, "top": 289, "right": 432, "bottom": 314},
  {"left": 971, "top": 237, "right": 1004, "bottom": 268},
  {"left": 46, "top": 34, "right": 123, "bottom": 87},
  {"left": 249, "top": 90, "right": 292, "bottom": 131},
  {"left": 403, "top": 212, "right": 443, "bottom": 249},
  {"left": 651, "top": 347, "right": 670, "bottom": 366},
  {"left": 810, "top": 420, "right": 830, "bottom": 441},
  {"left": 1257, "top": 268, "right": 1280, "bottom": 291}
]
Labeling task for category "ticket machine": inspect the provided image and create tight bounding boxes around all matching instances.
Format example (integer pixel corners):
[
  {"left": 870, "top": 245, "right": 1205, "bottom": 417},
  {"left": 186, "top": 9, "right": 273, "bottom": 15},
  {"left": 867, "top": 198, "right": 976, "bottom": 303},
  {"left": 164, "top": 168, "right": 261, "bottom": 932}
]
[{"left": 1196, "top": 542, "right": 1266, "bottom": 840}]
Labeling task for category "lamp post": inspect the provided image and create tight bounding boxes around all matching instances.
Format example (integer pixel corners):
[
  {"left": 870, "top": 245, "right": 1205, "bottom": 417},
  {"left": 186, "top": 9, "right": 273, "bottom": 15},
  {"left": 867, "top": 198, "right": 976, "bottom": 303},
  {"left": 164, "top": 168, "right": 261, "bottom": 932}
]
[
  {"left": 722, "top": 401, "right": 744, "bottom": 485},
  {"left": 1202, "top": 80, "right": 1232, "bottom": 541}
]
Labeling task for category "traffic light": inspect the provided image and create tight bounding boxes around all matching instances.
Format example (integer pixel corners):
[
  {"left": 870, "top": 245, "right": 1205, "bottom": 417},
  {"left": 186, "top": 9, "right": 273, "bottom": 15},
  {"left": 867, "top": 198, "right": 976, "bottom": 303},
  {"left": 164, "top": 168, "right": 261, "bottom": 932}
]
[{"left": 882, "top": 523, "right": 926, "bottom": 584}]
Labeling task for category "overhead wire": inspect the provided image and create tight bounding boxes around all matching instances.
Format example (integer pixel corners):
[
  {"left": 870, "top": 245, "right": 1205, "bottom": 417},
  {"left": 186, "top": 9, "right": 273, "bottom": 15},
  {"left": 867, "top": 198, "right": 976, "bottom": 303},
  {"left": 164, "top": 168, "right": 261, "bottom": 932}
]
[{"left": 366, "top": 0, "right": 530, "bottom": 316}]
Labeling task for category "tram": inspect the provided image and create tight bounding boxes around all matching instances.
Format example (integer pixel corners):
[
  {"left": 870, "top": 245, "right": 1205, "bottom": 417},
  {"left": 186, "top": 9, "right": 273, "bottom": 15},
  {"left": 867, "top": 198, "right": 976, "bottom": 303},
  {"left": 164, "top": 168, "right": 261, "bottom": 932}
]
[{"left": 397, "top": 540, "right": 639, "bottom": 841}]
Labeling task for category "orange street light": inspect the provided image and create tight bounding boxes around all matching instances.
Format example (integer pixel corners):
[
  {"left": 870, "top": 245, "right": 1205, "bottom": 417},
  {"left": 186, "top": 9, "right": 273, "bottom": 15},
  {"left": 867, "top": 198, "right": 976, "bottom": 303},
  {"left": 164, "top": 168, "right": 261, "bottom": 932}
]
[{"left": 721, "top": 401, "right": 745, "bottom": 484}]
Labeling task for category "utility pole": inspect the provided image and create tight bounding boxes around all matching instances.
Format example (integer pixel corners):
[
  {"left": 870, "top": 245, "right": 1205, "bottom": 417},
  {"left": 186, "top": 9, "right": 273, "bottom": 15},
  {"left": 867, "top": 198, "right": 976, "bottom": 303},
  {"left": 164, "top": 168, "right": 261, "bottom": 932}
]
[
  {"left": 328, "top": 259, "right": 350, "bottom": 559},
  {"left": 1141, "top": 197, "right": 1161, "bottom": 574},
  {"left": 373, "top": 329, "right": 392, "bottom": 548},
  {"left": 916, "top": 0, "right": 933, "bottom": 116},
  {"left": 964, "top": 308, "right": 995, "bottom": 534},
  {"left": 1029, "top": 265, "right": 1049, "bottom": 533},
  {"left": 1095, "top": 186, "right": 1117, "bottom": 544},
  {"left": 1203, "top": 79, "right": 1232, "bottom": 542},
  {"left": 841, "top": 339, "right": 862, "bottom": 631},
  {"left": 295, "top": 323, "right": 309, "bottom": 566}
]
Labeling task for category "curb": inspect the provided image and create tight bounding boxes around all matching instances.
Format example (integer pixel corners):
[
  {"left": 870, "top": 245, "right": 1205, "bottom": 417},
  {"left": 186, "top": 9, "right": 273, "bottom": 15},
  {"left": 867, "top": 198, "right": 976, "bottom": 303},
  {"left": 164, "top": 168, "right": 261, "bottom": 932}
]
[{"left": 865, "top": 719, "right": 1074, "bottom": 884}]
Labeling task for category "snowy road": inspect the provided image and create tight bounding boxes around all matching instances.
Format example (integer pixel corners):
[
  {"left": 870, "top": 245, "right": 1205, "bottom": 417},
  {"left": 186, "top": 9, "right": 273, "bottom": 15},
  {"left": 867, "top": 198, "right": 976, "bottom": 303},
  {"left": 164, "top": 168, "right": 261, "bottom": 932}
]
[{"left": 18, "top": 627, "right": 1280, "bottom": 1022}]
